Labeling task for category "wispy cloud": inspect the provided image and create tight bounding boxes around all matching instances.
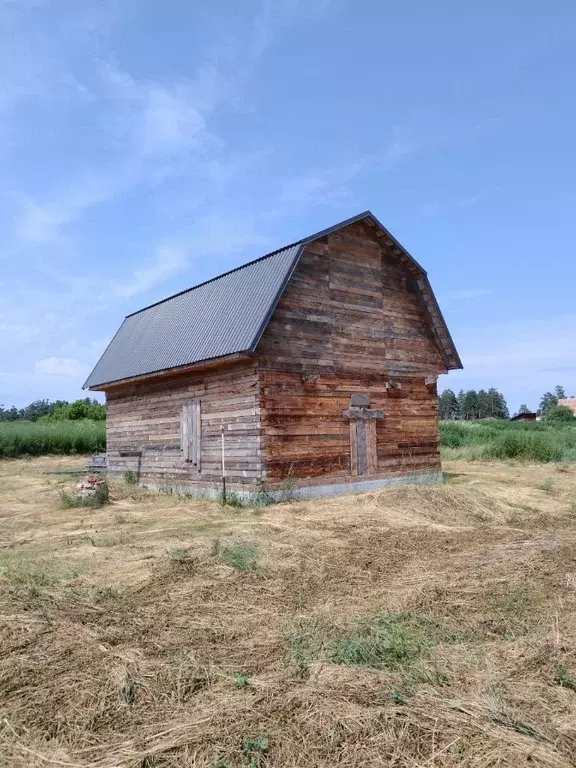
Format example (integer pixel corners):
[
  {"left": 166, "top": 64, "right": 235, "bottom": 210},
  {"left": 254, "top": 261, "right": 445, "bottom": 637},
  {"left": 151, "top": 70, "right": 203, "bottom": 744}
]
[
  {"left": 112, "top": 213, "right": 271, "bottom": 300},
  {"left": 451, "top": 310, "right": 576, "bottom": 377},
  {"left": 101, "top": 62, "right": 227, "bottom": 157},
  {"left": 445, "top": 288, "right": 490, "bottom": 301},
  {"left": 34, "top": 356, "right": 89, "bottom": 378},
  {"left": 447, "top": 313, "right": 576, "bottom": 411},
  {"left": 13, "top": 62, "right": 225, "bottom": 246},
  {"left": 114, "top": 241, "right": 192, "bottom": 300}
]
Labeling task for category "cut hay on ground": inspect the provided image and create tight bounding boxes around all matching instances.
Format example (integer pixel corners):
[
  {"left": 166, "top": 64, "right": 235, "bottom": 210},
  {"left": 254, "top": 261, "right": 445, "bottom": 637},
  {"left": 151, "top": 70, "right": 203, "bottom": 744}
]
[{"left": 1, "top": 458, "right": 576, "bottom": 766}]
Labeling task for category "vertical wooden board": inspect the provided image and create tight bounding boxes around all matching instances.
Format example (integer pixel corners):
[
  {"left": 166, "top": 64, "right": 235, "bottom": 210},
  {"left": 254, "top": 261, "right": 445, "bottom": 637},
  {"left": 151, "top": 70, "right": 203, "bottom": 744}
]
[
  {"left": 181, "top": 403, "right": 191, "bottom": 462},
  {"left": 105, "top": 360, "right": 262, "bottom": 483},
  {"left": 350, "top": 421, "right": 358, "bottom": 475},
  {"left": 195, "top": 399, "right": 202, "bottom": 470},
  {"left": 366, "top": 420, "right": 378, "bottom": 474},
  {"left": 356, "top": 419, "right": 368, "bottom": 475},
  {"left": 189, "top": 402, "right": 196, "bottom": 465}
]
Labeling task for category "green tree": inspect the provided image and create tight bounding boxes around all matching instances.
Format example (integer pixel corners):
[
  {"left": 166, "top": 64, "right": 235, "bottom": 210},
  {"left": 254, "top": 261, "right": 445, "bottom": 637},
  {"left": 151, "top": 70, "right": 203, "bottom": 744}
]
[
  {"left": 539, "top": 385, "right": 566, "bottom": 416},
  {"left": 456, "top": 390, "right": 466, "bottom": 419},
  {"left": 50, "top": 398, "right": 106, "bottom": 421},
  {"left": 461, "top": 390, "right": 479, "bottom": 420},
  {"left": 0, "top": 405, "right": 21, "bottom": 422},
  {"left": 438, "top": 389, "right": 459, "bottom": 420},
  {"left": 545, "top": 405, "right": 575, "bottom": 423},
  {"left": 487, "top": 388, "right": 509, "bottom": 419},
  {"left": 20, "top": 399, "right": 70, "bottom": 421},
  {"left": 518, "top": 404, "right": 531, "bottom": 414},
  {"left": 477, "top": 389, "right": 488, "bottom": 418}
]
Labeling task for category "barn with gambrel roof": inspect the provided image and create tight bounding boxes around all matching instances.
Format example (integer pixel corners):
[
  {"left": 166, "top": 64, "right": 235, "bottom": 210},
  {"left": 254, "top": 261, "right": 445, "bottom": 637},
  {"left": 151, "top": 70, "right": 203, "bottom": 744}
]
[{"left": 85, "top": 211, "right": 461, "bottom": 498}]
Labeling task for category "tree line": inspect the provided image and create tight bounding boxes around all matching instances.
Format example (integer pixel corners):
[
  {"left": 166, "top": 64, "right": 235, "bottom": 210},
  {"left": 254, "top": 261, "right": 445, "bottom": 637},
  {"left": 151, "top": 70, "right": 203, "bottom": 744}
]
[
  {"left": 439, "top": 384, "right": 574, "bottom": 421},
  {"left": 0, "top": 398, "right": 106, "bottom": 422},
  {"left": 438, "top": 388, "right": 509, "bottom": 420}
]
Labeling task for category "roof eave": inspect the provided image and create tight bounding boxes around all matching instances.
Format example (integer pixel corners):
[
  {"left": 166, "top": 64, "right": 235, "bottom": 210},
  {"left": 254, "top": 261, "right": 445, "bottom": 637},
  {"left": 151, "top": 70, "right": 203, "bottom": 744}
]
[{"left": 86, "top": 351, "right": 255, "bottom": 391}]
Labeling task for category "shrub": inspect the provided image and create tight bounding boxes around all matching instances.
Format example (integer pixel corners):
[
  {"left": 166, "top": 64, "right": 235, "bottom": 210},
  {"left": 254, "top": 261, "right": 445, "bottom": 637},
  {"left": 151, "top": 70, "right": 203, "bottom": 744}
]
[
  {"left": 546, "top": 405, "right": 576, "bottom": 424},
  {"left": 60, "top": 481, "right": 109, "bottom": 509},
  {"left": 482, "top": 432, "right": 563, "bottom": 463},
  {"left": 124, "top": 471, "right": 137, "bottom": 485}
]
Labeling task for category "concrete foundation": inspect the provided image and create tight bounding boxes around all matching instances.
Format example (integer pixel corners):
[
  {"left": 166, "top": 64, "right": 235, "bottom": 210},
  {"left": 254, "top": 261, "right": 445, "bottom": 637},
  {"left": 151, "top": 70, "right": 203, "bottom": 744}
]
[{"left": 143, "top": 471, "right": 444, "bottom": 503}]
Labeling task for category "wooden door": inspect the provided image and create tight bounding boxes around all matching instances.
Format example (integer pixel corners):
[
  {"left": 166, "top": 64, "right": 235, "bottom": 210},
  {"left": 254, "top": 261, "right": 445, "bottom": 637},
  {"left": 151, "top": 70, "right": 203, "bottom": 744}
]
[
  {"left": 181, "top": 399, "right": 202, "bottom": 469},
  {"left": 350, "top": 419, "right": 377, "bottom": 476}
]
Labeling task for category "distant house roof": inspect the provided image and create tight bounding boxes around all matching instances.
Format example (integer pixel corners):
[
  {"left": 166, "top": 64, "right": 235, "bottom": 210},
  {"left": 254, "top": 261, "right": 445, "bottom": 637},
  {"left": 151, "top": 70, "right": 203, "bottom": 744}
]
[
  {"left": 84, "top": 211, "right": 462, "bottom": 389},
  {"left": 558, "top": 398, "right": 576, "bottom": 415},
  {"left": 510, "top": 412, "right": 537, "bottom": 421}
]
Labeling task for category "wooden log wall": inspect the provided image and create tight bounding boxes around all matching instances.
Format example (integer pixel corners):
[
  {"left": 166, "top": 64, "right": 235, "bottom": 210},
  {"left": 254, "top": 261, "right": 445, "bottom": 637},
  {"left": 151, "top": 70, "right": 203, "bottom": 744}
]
[
  {"left": 105, "top": 360, "right": 262, "bottom": 486},
  {"left": 257, "top": 220, "right": 445, "bottom": 481},
  {"left": 259, "top": 372, "right": 440, "bottom": 480}
]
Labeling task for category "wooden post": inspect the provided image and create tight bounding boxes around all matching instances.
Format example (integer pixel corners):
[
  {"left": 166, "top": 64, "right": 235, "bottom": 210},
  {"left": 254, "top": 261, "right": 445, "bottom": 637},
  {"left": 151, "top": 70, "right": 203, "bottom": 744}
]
[{"left": 221, "top": 424, "right": 226, "bottom": 504}]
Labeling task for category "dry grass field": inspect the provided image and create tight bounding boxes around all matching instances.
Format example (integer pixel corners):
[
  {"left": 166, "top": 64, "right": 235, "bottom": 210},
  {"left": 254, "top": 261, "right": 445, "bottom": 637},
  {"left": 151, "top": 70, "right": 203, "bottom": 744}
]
[{"left": 1, "top": 458, "right": 576, "bottom": 767}]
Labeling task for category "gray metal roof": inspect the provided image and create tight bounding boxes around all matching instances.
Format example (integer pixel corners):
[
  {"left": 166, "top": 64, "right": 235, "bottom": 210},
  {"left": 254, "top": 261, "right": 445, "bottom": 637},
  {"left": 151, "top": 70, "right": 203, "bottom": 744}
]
[
  {"left": 84, "top": 211, "right": 461, "bottom": 389},
  {"left": 84, "top": 244, "right": 302, "bottom": 388}
]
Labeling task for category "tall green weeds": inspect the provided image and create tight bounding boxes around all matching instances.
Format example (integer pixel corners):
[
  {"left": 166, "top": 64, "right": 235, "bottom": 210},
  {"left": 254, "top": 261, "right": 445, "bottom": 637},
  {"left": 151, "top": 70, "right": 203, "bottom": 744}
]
[
  {"left": 0, "top": 420, "right": 105, "bottom": 458},
  {"left": 440, "top": 420, "right": 576, "bottom": 463}
]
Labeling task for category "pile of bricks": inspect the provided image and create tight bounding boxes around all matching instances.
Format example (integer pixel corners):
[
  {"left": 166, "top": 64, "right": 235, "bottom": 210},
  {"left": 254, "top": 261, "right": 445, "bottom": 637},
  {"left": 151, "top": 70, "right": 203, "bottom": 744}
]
[{"left": 76, "top": 475, "right": 106, "bottom": 499}]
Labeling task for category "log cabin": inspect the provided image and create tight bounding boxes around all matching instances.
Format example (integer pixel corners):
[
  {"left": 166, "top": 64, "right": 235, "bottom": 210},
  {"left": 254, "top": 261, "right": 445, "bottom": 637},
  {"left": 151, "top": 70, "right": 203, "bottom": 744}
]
[{"left": 84, "top": 211, "right": 462, "bottom": 499}]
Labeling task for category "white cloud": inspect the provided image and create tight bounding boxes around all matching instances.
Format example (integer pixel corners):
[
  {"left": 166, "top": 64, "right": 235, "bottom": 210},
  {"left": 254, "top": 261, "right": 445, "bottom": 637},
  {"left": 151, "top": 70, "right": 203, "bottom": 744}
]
[
  {"left": 114, "top": 242, "right": 192, "bottom": 299},
  {"left": 112, "top": 213, "right": 271, "bottom": 300},
  {"left": 102, "top": 63, "right": 226, "bottom": 157},
  {"left": 34, "top": 357, "right": 89, "bottom": 378}
]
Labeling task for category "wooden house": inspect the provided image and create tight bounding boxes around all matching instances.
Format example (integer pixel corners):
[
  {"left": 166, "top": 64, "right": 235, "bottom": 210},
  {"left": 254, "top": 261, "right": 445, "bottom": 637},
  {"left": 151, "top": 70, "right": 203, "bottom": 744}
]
[
  {"left": 84, "top": 212, "right": 462, "bottom": 499},
  {"left": 510, "top": 412, "right": 537, "bottom": 422}
]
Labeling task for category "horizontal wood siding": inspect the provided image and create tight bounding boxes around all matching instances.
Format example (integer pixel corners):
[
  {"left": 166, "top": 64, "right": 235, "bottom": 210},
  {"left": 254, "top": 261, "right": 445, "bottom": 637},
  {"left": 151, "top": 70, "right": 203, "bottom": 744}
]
[
  {"left": 257, "top": 221, "right": 444, "bottom": 481},
  {"left": 259, "top": 372, "right": 440, "bottom": 480},
  {"left": 105, "top": 361, "right": 262, "bottom": 485}
]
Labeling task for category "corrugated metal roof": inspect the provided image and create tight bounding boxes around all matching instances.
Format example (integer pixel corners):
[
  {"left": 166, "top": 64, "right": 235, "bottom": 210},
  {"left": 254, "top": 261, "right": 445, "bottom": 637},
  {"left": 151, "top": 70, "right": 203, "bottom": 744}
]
[
  {"left": 84, "top": 210, "right": 462, "bottom": 389},
  {"left": 84, "top": 243, "right": 302, "bottom": 388}
]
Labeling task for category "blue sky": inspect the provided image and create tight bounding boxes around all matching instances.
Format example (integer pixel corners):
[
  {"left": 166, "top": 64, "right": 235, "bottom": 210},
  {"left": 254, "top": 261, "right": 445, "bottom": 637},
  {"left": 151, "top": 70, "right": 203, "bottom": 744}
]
[{"left": 1, "top": 0, "right": 575, "bottom": 413}]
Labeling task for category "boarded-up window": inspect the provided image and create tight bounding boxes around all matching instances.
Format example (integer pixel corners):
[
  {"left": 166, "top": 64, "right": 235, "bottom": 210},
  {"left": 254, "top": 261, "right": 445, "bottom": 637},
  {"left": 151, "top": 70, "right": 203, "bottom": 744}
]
[{"left": 181, "top": 399, "right": 201, "bottom": 468}]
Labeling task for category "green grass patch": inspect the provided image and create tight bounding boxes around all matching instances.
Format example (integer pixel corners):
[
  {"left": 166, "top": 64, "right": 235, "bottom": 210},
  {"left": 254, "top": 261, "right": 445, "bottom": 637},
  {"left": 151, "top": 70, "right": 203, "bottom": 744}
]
[
  {"left": 326, "top": 612, "right": 437, "bottom": 670},
  {"left": 218, "top": 542, "right": 258, "bottom": 572},
  {"left": 286, "top": 611, "right": 463, "bottom": 676},
  {"left": 167, "top": 547, "right": 192, "bottom": 563},
  {"left": 0, "top": 419, "right": 105, "bottom": 458},
  {"left": 555, "top": 663, "right": 576, "bottom": 692},
  {"left": 0, "top": 554, "right": 57, "bottom": 589},
  {"left": 233, "top": 671, "right": 250, "bottom": 688}
]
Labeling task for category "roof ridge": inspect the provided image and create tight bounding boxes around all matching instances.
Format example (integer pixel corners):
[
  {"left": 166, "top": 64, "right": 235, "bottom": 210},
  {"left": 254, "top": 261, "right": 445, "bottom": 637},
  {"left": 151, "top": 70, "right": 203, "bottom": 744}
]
[
  {"left": 125, "top": 239, "right": 304, "bottom": 318},
  {"left": 126, "top": 210, "right": 374, "bottom": 318}
]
